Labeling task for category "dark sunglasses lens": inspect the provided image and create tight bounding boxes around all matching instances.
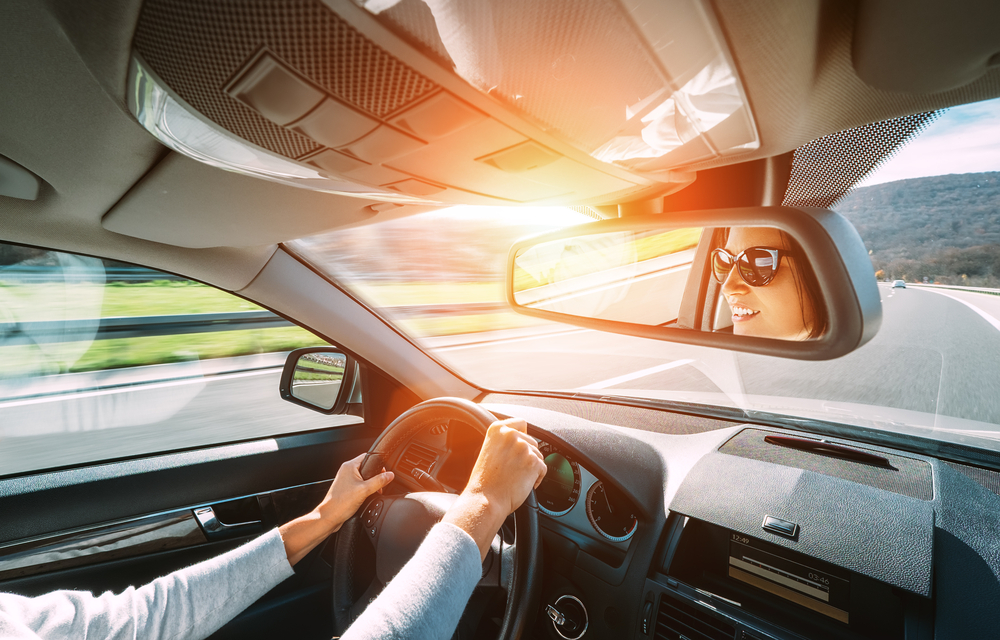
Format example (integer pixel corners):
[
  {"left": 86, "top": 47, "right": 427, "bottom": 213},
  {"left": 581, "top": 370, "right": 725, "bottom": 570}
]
[
  {"left": 739, "top": 249, "right": 778, "bottom": 285},
  {"left": 712, "top": 250, "right": 733, "bottom": 283}
]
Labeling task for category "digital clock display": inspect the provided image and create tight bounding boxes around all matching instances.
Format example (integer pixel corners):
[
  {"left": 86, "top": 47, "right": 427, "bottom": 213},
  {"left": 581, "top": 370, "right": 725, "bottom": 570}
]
[{"left": 728, "top": 532, "right": 851, "bottom": 623}]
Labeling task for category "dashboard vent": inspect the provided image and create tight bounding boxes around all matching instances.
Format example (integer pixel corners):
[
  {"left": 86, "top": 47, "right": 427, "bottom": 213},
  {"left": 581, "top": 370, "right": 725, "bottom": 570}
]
[
  {"left": 397, "top": 442, "right": 438, "bottom": 478},
  {"left": 655, "top": 595, "right": 736, "bottom": 640}
]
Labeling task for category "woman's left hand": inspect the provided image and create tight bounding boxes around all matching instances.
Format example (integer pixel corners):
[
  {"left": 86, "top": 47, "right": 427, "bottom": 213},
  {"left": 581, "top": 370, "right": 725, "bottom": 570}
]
[
  {"left": 318, "top": 453, "right": 395, "bottom": 533},
  {"left": 280, "top": 453, "right": 394, "bottom": 566}
]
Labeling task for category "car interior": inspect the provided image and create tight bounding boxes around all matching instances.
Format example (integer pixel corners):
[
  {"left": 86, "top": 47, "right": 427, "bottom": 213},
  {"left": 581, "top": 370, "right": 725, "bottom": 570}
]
[{"left": 2, "top": 0, "right": 1000, "bottom": 639}]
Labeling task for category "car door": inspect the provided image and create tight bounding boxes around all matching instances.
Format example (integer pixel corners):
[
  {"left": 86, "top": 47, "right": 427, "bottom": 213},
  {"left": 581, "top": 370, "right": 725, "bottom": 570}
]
[{"left": 0, "top": 241, "right": 415, "bottom": 639}]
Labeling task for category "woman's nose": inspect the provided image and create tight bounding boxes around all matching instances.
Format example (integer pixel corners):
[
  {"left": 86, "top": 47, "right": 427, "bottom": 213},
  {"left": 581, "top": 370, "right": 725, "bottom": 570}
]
[{"left": 721, "top": 264, "right": 750, "bottom": 297}]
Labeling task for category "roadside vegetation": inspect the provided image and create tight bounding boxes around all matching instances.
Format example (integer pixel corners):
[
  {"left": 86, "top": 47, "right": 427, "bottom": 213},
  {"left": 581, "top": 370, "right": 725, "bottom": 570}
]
[{"left": 837, "top": 172, "right": 1000, "bottom": 286}]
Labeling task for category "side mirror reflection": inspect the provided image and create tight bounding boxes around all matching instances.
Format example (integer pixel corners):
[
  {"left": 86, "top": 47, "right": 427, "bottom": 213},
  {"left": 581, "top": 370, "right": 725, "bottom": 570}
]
[{"left": 279, "top": 348, "right": 354, "bottom": 414}]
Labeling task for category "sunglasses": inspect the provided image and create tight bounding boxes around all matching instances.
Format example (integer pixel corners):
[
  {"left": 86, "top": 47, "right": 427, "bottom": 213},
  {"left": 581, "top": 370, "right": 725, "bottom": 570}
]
[{"left": 711, "top": 247, "right": 789, "bottom": 287}]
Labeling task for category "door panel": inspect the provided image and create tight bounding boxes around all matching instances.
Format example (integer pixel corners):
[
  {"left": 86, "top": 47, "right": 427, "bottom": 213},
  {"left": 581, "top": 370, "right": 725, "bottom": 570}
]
[{"left": 0, "top": 425, "right": 380, "bottom": 639}]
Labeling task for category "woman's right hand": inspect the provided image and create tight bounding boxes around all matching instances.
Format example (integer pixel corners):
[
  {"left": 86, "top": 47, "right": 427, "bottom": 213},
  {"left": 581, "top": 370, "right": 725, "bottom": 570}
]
[{"left": 443, "top": 418, "right": 547, "bottom": 560}]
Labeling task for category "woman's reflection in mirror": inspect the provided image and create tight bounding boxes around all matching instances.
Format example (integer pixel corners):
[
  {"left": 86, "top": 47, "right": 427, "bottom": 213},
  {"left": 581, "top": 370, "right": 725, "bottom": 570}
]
[{"left": 714, "top": 227, "right": 826, "bottom": 341}]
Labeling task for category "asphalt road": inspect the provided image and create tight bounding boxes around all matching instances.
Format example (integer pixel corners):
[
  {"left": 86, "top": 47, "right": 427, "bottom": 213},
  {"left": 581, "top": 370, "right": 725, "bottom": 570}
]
[
  {"left": 2, "top": 285, "right": 999, "bottom": 476},
  {"left": 440, "top": 285, "right": 1000, "bottom": 430},
  {"left": 0, "top": 370, "right": 358, "bottom": 476}
]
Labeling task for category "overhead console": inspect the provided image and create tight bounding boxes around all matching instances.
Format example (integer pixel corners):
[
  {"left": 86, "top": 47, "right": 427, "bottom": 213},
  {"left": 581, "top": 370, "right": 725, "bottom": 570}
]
[
  {"left": 122, "top": 0, "right": 761, "bottom": 209},
  {"left": 638, "top": 427, "right": 935, "bottom": 639}
]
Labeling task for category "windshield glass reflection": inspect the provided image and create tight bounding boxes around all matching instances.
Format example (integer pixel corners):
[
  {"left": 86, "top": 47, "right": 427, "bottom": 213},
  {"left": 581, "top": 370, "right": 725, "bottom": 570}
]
[{"left": 291, "top": 98, "right": 1000, "bottom": 452}]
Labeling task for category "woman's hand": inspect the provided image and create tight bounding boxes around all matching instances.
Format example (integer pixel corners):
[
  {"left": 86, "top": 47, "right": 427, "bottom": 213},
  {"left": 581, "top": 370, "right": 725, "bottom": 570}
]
[
  {"left": 317, "top": 453, "right": 395, "bottom": 532},
  {"left": 443, "top": 418, "right": 547, "bottom": 560},
  {"left": 280, "top": 453, "right": 394, "bottom": 566}
]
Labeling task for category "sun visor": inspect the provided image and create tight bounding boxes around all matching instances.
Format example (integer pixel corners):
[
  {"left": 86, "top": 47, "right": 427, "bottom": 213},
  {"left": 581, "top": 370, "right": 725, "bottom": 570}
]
[{"left": 128, "top": 0, "right": 758, "bottom": 207}]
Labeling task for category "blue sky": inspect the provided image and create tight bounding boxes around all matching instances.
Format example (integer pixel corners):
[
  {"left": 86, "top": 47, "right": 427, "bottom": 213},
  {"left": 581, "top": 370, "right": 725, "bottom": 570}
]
[{"left": 857, "top": 96, "right": 1000, "bottom": 187}]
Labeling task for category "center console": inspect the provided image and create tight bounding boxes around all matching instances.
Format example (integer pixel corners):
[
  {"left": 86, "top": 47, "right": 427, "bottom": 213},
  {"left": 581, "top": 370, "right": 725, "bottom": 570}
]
[{"left": 639, "top": 517, "right": 908, "bottom": 640}]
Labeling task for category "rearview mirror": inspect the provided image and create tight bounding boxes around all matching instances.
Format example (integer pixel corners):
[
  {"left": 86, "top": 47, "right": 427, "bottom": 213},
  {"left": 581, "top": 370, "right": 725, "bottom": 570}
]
[
  {"left": 279, "top": 348, "right": 357, "bottom": 414},
  {"left": 506, "top": 207, "right": 881, "bottom": 360}
]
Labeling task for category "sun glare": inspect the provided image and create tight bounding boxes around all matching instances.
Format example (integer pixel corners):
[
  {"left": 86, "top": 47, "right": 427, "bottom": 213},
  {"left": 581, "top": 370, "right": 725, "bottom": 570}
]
[{"left": 428, "top": 205, "right": 595, "bottom": 228}]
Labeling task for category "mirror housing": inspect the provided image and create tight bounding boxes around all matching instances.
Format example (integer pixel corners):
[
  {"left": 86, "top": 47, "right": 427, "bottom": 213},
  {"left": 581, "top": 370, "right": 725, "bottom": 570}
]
[
  {"left": 279, "top": 347, "right": 357, "bottom": 414},
  {"left": 505, "top": 207, "right": 881, "bottom": 360}
]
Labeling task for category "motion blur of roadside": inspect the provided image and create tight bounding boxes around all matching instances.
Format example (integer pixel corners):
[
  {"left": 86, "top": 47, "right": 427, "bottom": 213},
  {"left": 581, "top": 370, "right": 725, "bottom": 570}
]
[
  {"left": 294, "top": 207, "right": 594, "bottom": 337},
  {"left": 0, "top": 245, "right": 345, "bottom": 473},
  {"left": 0, "top": 245, "right": 326, "bottom": 380}
]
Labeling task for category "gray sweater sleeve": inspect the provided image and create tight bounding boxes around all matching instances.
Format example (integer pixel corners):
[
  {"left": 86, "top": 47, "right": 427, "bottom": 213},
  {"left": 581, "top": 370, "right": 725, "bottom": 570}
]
[
  {"left": 341, "top": 521, "right": 483, "bottom": 640},
  {"left": 0, "top": 528, "right": 294, "bottom": 640},
  {"left": 0, "top": 521, "right": 483, "bottom": 640}
]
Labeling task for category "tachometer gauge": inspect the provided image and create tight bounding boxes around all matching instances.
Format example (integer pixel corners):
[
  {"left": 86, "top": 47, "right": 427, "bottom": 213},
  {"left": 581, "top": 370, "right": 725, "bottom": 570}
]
[
  {"left": 537, "top": 441, "right": 581, "bottom": 516},
  {"left": 586, "top": 481, "right": 638, "bottom": 542}
]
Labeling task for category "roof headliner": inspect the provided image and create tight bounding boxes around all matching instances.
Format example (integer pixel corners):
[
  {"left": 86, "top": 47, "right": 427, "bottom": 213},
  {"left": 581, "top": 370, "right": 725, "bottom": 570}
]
[{"left": 0, "top": 0, "right": 997, "bottom": 289}]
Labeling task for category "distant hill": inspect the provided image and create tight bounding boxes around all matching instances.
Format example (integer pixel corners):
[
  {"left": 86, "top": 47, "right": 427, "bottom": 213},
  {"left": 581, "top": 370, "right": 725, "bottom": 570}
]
[{"left": 835, "top": 172, "right": 1000, "bottom": 284}]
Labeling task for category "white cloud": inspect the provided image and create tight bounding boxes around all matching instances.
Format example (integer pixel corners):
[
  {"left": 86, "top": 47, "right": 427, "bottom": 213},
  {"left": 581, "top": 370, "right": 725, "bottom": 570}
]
[{"left": 857, "top": 97, "right": 1000, "bottom": 187}]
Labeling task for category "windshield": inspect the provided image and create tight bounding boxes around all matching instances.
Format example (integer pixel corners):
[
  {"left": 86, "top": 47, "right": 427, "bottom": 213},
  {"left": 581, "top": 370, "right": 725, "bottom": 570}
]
[{"left": 291, "top": 98, "right": 1000, "bottom": 452}]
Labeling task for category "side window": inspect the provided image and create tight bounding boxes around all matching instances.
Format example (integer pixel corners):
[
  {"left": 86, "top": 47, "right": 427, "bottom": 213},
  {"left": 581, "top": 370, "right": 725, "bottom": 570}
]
[{"left": 0, "top": 242, "right": 362, "bottom": 476}]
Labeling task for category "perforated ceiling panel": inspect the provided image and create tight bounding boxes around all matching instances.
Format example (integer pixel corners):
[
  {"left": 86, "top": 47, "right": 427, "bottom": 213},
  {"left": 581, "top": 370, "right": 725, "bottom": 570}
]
[
  {"left": 782, "top": 111, "right": 944, "bottom": 209},
  {"left": 133, "top": 0, "right": 439, "bottom": 160}
]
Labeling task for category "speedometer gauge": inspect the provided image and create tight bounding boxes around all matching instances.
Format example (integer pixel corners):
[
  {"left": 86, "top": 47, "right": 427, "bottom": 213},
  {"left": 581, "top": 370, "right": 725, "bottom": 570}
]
[
  {"left": 537, "top": 441, "right": 581, "bottom": 516},
  {"left": 586, "top": 481, "right": 638, "bottom": 542}
]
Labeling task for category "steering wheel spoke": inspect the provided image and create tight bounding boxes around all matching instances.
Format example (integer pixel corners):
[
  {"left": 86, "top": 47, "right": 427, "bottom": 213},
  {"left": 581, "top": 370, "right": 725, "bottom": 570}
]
[
  {"left": 349, "top": 577, "right": 385, "bottom": 623},
  {"left": 477, "top": 532, "right": 516, "bottom": 592}
]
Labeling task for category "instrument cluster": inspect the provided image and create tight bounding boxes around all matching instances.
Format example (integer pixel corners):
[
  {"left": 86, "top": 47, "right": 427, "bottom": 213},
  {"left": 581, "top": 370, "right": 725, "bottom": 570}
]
[{"left": 537, "top": 440, "right": 638, "bottom": 543}]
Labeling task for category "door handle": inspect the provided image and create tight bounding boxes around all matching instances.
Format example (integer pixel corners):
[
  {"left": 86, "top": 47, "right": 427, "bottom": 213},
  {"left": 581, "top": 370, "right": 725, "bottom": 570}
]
[{"left": 193, "top": 506, "right": 262, "bottom": 540}]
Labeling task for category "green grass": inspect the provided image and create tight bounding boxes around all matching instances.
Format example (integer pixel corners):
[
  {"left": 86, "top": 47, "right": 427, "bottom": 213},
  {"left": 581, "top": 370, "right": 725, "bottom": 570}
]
[
  {"left": 1, "top": 327, "right": 327, "bottom": 377},
  {"left": 0, "top": 278, "right": 537, "bottom": 376},
  {"left": 0, "top": 280, "right": 261, "bottom": 322}
]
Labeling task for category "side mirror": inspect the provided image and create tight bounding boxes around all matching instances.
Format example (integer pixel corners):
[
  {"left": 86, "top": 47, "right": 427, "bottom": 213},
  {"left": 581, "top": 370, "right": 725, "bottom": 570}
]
[
  {"left": 506, "top": 207, "right": 881, "bottom": 360},
  {"left": 279, "top": 347, "right": 357, "bottom": 414}
]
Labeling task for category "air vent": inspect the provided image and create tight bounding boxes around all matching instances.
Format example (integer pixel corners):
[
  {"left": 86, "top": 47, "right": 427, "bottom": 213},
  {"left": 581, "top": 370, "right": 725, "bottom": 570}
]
[
  {"left": 655, "top": 595, "right": 736, "bottom": 640},
  {"left": 397, "top": 442, "right": 438, "bottom": 478}
]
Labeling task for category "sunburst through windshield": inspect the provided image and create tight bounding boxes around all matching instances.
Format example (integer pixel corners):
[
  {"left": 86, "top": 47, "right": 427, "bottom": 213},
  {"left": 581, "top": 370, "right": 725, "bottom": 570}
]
[{"left": 292, "top": 98, "right": 1000, "bottom": 452}]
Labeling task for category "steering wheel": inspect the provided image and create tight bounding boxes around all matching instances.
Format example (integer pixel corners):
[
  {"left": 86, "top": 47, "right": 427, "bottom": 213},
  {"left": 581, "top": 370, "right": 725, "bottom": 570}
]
[{"left": 330, "top": 397, "right": 541, "bottom": 639}]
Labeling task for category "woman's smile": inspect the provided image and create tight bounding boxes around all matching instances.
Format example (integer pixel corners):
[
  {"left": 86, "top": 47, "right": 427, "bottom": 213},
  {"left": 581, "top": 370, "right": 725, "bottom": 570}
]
[{"left": 730, "top": 301, "right": 759, "bottom": 321}]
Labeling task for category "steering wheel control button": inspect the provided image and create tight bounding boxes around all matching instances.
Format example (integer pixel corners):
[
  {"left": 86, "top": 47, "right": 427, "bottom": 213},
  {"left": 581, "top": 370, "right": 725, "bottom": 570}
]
[
  {"left": 761, "top": 515, "right": 798, "bottom": 538},
  {"left": 548, "top": 595, "right": 588, "bottom": 640},
  {"left": 363, "top": 499, "right": 385, "bottom": 532}
]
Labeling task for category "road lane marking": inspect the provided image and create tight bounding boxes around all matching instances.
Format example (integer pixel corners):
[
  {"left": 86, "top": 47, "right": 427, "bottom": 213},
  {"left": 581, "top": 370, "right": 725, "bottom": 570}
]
[
  {"left": 435, "top": 328, "right": 589, "bottom": 352},
  {"left": 0, "top": 369, "right": 278, "bottom": 409},
  {"left": 918, "top": 288, "right": 1000, "bottom": 333},
  {"left": 580, "top": 359, "right": 695, "bottom": 390}
]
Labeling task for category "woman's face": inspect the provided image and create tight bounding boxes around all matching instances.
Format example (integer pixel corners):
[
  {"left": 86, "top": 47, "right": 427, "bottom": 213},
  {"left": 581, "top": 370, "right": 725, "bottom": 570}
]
[{"left": 721, "top": 227, "right": 817, "bottom": 341}]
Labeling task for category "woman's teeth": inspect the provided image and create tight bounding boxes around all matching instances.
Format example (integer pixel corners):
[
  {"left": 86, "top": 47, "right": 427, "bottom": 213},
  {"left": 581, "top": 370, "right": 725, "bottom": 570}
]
[{"left": 732, "top": 306, "right": 759, "bottom": 318}]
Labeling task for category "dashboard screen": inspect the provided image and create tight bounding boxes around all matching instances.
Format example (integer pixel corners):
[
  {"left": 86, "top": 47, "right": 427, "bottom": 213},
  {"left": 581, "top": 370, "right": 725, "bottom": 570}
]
[{"left": 728, "top": 531, "right": 851, "bottom": 623}]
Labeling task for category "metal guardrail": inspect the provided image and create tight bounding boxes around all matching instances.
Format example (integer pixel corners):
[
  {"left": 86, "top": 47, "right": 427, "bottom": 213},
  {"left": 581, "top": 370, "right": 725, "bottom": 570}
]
[
  {"left": 907, "top": 283, "right": 1000, "bottom": 297},
  {"left": 0, "top": 266, "right": 185, "bottom": 282},
  {"left": 1, "top": 304, "right": 510, "bottom": 344}
]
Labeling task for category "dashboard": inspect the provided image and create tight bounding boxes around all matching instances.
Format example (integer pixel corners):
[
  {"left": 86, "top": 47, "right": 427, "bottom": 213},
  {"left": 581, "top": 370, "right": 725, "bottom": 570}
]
[{"left": 466, "top": 393, "right": 1000, "bottom": 640}]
